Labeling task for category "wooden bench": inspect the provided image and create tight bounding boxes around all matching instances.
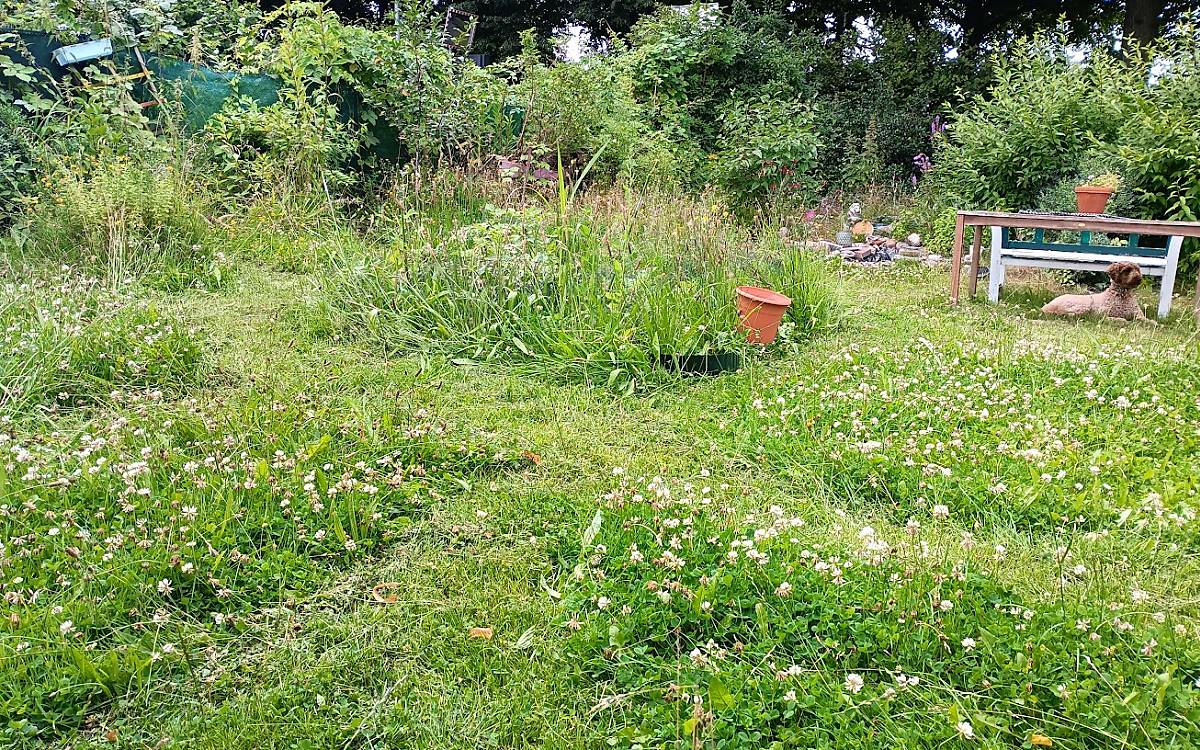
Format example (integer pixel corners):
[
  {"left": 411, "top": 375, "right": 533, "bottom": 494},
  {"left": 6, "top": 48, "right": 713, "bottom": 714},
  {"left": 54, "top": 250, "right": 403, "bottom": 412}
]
[{"left": 949, "top": 211, "right": 1200, "bottom": 319}]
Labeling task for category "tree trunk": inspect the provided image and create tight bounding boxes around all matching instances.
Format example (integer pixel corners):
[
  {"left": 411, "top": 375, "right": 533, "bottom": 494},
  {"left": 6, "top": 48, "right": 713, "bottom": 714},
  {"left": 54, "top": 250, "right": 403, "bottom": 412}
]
[{"left": 1124, "top": 0, "right": 1165, "bottom": 47}]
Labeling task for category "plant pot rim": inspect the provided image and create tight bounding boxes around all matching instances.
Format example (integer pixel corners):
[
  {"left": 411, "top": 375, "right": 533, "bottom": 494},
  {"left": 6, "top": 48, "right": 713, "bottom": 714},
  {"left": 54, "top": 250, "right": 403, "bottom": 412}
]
[
  {"left": 1075, "top": 185, "right": 1114, "bottom": 194},
  {"left": 735, "top": 285, "right": 792, "bottom": 307}
]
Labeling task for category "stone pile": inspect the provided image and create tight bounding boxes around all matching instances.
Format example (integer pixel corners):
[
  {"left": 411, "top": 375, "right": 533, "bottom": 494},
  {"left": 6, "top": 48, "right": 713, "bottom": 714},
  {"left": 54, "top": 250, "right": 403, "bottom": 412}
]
[{"left": 810, "top": 203, "right": 943, "bottom": 268}]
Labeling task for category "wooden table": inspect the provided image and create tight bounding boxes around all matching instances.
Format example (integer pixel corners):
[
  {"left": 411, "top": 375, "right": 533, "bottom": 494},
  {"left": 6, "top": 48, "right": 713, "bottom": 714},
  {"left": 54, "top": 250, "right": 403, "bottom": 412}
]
[{"left": 949, "top": 210, "right": 1200, "bottom": 317}]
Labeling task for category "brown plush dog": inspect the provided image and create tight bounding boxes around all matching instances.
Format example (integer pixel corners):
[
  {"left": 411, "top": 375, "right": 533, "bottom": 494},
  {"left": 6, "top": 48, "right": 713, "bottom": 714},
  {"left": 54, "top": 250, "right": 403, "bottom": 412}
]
[{"left": 1041, "top": 262, "right": 1147, "bottom": 321}]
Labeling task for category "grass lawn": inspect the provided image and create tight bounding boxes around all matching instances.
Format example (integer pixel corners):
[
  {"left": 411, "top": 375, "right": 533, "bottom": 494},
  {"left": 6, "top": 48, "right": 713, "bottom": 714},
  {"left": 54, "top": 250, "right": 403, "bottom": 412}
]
[{"left": 5, "top": 222, "right": 1200, "bottom": 748}]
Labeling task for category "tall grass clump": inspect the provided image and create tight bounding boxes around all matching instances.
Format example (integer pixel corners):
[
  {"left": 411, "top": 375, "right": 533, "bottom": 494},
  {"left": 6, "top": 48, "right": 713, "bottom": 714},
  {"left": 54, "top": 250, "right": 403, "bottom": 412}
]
[
  {"left": 14, "top": 156, "right": 228, "bottom": 291},
  {"left": 324, "top": 188, "right": 838, "bottom": 390}
]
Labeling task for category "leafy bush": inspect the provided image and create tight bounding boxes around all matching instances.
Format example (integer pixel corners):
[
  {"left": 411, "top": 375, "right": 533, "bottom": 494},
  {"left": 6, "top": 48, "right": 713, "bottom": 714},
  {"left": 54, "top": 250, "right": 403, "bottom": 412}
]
[
  {"left": 711, "top": 95, "right": 821, "bottom": 212},
  {"left": 1036, "top": 150, "right": 1137, "bottom": 218},
  {"left": 0, "top": 102, "right": 37, "bottom": 223},
  {"left": 933, "top": 31, "right": 1136, "bottom": 211},
  {"left": 512, "top": 35, "right": 673, "bottom": 184}
]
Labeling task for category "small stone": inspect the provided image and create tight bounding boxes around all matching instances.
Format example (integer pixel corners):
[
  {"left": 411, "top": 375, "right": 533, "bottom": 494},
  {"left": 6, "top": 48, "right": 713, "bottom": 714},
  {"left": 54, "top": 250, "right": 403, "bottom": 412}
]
[{"left": 907, "top": 233, "right": 922, "bottom": 247}]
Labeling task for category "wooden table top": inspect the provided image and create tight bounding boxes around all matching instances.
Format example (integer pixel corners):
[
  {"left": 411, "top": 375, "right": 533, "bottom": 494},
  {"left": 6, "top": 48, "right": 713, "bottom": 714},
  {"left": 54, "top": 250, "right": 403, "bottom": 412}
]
[{"left": 957, "top": 210, "right": 1200, "bottom": 237}]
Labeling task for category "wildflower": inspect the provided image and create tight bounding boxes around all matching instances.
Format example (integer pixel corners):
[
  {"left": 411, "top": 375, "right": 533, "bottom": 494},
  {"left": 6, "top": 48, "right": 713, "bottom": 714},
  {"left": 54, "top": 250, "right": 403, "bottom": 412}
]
[
  {"left": 596, "top": 596, "right": 610, "bottom": 610},
  {"left": 59, "top": 620, "right": 75, "bottom": 635},
  {"left": 1130, "top": 588, "right": 1149, "bottom": 604},
  {"left": 961, "top": 637, "right": 976, "bottom": 651},
  {"left": 932, "top": 504, "right": 949, "bottom": 520},
  {"left": 844, "top": 673, "right": 864, "bottom": 694},
  {"left": 157, "top": 579, "right": 173, "bottom": 595},
  {"left": 939, "top": 600, "right": 953, "bottom": 612},
  {"left": 783, "top": 689, "right": 796, "bottom": 702},
  {"left": 776, "top": 581, "right": 793, "bottom": 598},
  {"left": 956, "top": 721, "right": 975, "bottom": 739}
]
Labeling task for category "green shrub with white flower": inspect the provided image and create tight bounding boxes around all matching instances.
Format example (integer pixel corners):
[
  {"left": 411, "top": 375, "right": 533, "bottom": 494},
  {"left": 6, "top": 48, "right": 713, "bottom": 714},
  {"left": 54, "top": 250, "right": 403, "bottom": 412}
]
[{"left": 564, "top": 473, "right": 1200, "bottom": 748}]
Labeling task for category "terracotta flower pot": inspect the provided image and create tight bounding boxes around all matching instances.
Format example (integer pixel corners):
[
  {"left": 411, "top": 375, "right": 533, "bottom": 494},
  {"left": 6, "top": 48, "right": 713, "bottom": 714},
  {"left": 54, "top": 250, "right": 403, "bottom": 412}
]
[
  {"left": 1074, "top": 186, "right": 1113, "bottom": 214},
  {"left": 735, "top": 285, "right": 792, "bottom": 345}
]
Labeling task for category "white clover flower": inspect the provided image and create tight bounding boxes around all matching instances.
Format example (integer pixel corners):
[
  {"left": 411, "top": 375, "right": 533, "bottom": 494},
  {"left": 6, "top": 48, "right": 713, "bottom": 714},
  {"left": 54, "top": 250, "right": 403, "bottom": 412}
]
[
  {"left": 939, "top": 599, "right": 953, "bottom": 612},
  {"left": 59, "top": 620, "right": 75, "bottom": 635},
  {"left": 157, "top": 578, "right": 173, "bottom": 595},
  {"left": 961, "top": 637, "right": 976, "bottom": 651},
  {"left": 932, "top": 504, "right": 949, "bottom": 520},
  {"left": 843, "top": 673, "right": 864, "bottom": 694},
  {"left": 956, "top": 721, "right": 974, "bottom": 739}
]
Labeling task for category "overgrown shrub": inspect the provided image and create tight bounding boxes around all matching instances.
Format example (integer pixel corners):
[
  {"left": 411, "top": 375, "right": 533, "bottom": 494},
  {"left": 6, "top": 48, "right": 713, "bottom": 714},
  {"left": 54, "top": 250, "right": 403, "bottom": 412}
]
[
  {"left": 711, "top": 95, "right": 821, "bottom": 212},
  {"left": 19, "top": 158, "right": 227, "bottom": 290},
  {"left": 933, "top": 31, "right": 1137, "bottom": 211},
  {"left": 0, "top": 102, "right": 38, "bottom": 223},
  {"left": 935, "top": 23, "right": 1200, "bottom": 230}
]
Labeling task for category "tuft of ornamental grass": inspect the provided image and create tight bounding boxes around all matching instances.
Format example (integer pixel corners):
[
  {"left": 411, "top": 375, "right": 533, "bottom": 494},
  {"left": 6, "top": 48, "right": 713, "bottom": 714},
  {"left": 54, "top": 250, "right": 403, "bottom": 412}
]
[{"left": 323, "top": 189, "right": 839, "bottom": 391}]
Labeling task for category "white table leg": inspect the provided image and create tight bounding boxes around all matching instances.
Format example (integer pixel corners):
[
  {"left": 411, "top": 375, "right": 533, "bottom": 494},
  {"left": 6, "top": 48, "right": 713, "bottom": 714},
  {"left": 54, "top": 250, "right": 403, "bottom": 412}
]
[
  {"left": 1158, "top": 236, "right": 1183, "bottom": 319},
  {"left": 987, "top": 226, "right": 1003, "bottom": 302}
]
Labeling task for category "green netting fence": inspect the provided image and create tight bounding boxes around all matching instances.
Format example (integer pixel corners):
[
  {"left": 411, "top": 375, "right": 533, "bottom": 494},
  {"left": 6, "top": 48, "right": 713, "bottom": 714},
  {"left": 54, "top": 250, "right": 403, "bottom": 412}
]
[{"left": 1, "top": 28, "right": 401, "bottom": 158}]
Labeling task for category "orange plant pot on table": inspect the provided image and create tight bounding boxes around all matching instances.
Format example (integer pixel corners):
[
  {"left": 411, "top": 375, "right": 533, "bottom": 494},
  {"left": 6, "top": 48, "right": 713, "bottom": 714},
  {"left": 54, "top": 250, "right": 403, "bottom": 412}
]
[{"left": 1074, "top": 186, "right": 1113, "bottom": 214}]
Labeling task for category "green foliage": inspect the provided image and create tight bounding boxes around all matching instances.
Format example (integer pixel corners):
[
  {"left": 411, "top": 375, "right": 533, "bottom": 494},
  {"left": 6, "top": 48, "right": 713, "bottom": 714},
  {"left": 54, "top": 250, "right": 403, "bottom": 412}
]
[
  {"left": 0, "top": 275, "right": 204, "bottom": 413},
  {"left": 936, "top": 23, "right": 1200, "bottom": 226},
  {"left": 0, "top": 102, "right": 38, "bottom": 222},
  {"left": 512, "top": 32, "right": 672, "bottom": 184},
  {"left": 933, "top": 30, "right": 1137, "bottom": 211},
  {"left": 16, "top": 157, "right": 228, "bottom": 290},
  {"left": 1036, "top": 150, "right": 1137, "bottom": 218},
  {"left": 711, "top": 96, "right": 821, "bottom": 213},
  {"left": 324, "top": 190, "right": 837, "bottom": 391}
]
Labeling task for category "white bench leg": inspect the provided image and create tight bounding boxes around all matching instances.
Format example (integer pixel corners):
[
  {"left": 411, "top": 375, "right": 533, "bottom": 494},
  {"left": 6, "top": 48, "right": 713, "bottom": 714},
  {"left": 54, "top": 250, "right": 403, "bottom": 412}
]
[
  {"left": 987, "top": 226, "right": 1003, "bottom": 302},
  {"left": 1158, "top": 236, "right": 1183, "bottom": 319}
]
